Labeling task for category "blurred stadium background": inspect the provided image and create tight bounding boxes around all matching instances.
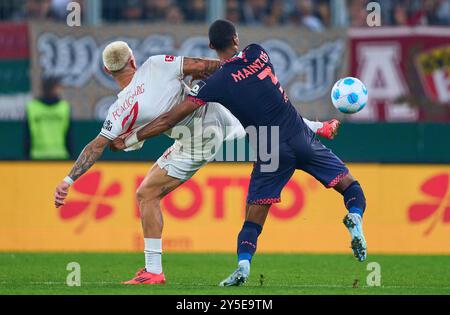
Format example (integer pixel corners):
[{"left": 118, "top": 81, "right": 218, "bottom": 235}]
[{"left": 0, "top": 0, "right": 450, "bottom": 292}]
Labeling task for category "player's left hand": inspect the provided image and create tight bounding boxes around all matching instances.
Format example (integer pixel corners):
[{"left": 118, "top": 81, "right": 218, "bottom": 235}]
[
  {"left": 110, "top": 137, "right": 126, "bottom": 151},
  {"left": 54, "top": 181, "right": 70, "bottom": 208}
]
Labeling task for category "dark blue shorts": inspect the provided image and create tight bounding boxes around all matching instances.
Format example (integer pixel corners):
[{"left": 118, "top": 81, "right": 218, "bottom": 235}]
[{"left": 247, "top": 125, "right": 349, "bottom": 205}]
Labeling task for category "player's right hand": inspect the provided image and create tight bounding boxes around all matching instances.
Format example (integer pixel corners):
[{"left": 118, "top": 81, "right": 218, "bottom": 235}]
[
  {"left": 110, "top": 137, "right": 126, "bottom": 151},
  {"left": 54, "top": 181, "right": 70, "bottom": 208}
]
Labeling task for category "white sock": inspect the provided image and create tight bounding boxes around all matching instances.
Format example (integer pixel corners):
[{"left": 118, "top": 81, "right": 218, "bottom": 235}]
[
  {"left": 238, "top": 259, "right": 250, "bottom": 275},
  {"left": 303, "top": 118, "right": 323, "bottom": 133},
  {"left": 144, "top": 238, "right": 162, "bottom": 274},
  {"left": 349, "top": 213, "right": 362, "bottom": 223}
]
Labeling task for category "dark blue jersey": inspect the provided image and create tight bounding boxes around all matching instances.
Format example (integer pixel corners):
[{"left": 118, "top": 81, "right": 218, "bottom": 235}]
[
  {"left": 187, "top": 44, "right": 350, "bottom": 205},
  {"left": 188, "top": 44, "right": 305, "bottom": 142}
]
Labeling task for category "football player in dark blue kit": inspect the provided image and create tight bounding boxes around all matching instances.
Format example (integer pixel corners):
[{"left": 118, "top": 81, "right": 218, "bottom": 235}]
[{"left": 117, "top": 20, "right": 367, "bottom": 286}]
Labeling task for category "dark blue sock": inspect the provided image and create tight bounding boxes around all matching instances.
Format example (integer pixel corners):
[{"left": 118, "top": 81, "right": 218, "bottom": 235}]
[
  {"left": 343, "top": 181, "right": 366, "bottom": 218},
  {"left": 237, "top": 221, "right": 263, "bottom": 262}
]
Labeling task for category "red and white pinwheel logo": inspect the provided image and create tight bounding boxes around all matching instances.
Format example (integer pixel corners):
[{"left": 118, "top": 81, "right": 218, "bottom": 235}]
[
  {"left": 408, "top": 174, "right": 450, "bottom": 236},
  {"left": 60, "top": 171, "right": 122, "bottom": 234}
]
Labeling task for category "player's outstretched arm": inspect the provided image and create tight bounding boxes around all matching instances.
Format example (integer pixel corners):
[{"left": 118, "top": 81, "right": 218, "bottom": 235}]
[
  {"left": 183, "top": 57, "right": 221, "bottom": 80},
  {"left": 111, "top": 99, "right": 202, "bottom": 150},
  {"left": 137, "top": 99, "right": 201, "bottom": 140},
  {"left": 54, "top": 135, "right": 110, "bottom": 208}
]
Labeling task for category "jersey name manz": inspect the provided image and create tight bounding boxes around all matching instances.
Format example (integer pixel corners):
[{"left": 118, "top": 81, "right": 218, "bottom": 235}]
[{"left": 231, "top": 51, "right": 269, "bottom": 83}]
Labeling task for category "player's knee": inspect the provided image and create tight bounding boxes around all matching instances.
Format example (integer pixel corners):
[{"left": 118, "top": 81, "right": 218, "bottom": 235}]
[
  {"left": 342, "top": 181, "right": 366, "bottom": 215},
  {"left": 136, "top": 185, "right": 146, "bottom": 202},
  {"left": 136, "top": 184, "right": 160, "bottom": 203},
  {"left": 334, "top": 173, "right": 356, "bottom": 193}
]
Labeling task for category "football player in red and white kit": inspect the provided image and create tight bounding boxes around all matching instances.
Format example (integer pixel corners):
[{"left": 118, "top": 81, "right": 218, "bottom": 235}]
[{"left": 54, "top": 41, "right": 339, "bottom": 284}]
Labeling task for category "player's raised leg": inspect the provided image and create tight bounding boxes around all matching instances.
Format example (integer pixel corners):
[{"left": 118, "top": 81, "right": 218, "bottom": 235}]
[
  {"left": 333, "top": 174, "right": 367, "bottom": 262},
  {"left": 123, "top": 163, "right": 183, "bottom": 284},
  {"left": 303, "top": 118, "right": 341, "bottom": 140},
  {"left": 295, "top": 128, "right": 367, "bottom": 262}
]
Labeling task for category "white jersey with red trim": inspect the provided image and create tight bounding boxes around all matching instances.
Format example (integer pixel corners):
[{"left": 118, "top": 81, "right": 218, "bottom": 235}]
[
  {"left": 100, "top": 55, "right": 190, "bottom": 140},
  {"left": 100, "top": 55, "right": 245, "bottom": 156}
]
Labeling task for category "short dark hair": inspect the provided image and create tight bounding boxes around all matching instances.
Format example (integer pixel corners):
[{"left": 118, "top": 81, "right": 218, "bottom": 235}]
[
  {"left": 208, "top": 19, "right": 237, "bottom": 51},
  {"left": 41, "top": 76, "right": 62, "bottom": 98}
]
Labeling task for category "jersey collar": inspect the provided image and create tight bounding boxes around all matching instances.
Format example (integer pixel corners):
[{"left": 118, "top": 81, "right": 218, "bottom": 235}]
[{"left": 222, "top": 51, "right": 246, "bottom": 65}]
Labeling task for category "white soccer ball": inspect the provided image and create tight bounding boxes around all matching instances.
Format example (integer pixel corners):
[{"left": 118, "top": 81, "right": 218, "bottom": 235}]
[{"left": 331, "top": 77, "right": 368, "bottom": 114}]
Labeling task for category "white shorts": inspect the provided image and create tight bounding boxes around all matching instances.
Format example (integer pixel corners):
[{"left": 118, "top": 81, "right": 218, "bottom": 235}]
[
  {"left": 156, "top": 141, "right": 209, "bottom": 182},
  {"left": 156, "top": 102, "right": 246, "bottom": 182}
]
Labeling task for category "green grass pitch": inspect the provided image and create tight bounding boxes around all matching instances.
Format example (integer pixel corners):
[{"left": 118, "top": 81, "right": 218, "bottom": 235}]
[{"left": 0, "top": 253, "right": 449, "bottom": 295}]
